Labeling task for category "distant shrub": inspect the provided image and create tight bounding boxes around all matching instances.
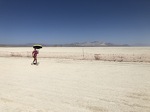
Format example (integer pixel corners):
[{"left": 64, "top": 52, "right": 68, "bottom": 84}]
[
  {"left": 94, "top": 54, "right": 101, "bottom": 60},
  {"left": 10, "top": 52, "right": 22, "bottom": 57}
]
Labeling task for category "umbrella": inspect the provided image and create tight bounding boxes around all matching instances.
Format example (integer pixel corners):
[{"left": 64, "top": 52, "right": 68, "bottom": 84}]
[{"left": 33, "top": 44, "right": 42, "bottom": 49}]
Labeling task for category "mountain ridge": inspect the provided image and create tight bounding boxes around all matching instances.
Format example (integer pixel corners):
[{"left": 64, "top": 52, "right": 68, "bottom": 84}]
[{"left": 0, "top": 41, "right": 138, "bottom": 47}]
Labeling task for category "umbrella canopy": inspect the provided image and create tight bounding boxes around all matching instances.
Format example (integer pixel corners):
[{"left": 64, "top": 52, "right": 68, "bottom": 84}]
[{"left": 33, "top": 44, "right": 42, "bottom": 49}]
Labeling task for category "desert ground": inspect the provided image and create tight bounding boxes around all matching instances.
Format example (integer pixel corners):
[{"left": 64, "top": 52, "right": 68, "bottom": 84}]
[{"left": 0, "top": 47, "right": 150, "bottom": 112}]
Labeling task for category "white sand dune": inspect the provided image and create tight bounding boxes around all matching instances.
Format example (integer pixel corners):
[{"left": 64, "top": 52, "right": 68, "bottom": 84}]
[{"left": 0, "top": 47, "right": 150, "bottom": 112}]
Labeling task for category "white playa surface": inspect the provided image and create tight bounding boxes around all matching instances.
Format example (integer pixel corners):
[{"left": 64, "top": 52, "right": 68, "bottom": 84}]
[
  {"left": 0, "top": 47, "right": 150, "bottom": 62},
  {"left": 0, "top": 47, "right": 150, "bottom": 112}
]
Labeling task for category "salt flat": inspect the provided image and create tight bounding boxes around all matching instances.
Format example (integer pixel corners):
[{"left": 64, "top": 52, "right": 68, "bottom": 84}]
[
  {"left": 0, "top": 47, "right": 150, "bottom": 112},
  {"left": 0, "top": 47, "right": 150, "bottom": 62},
  {"left": 0, "top": 58, "right": 150, "bottom": 112}
]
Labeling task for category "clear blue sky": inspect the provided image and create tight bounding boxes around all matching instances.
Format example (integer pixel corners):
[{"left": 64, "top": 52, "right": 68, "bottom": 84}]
[{"left": 0, "top": 0, "right": 150, "bottom": 45}]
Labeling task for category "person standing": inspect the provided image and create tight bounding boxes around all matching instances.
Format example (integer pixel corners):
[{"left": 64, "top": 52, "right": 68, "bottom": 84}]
[{"left": 32, "top": 48, "right": 38, "bottom": 64}]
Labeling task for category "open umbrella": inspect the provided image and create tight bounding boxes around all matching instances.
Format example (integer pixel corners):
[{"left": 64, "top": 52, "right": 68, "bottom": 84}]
[{"left": 33, "top": 44, "right": 42, "bottom": 49}]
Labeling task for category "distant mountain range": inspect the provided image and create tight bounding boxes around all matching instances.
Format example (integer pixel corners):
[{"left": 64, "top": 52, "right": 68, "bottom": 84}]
[
  {"left": 0, "top": 41, "right": 130, "bottom": 47},
  {"left": 2, "top": 41, "right": 150, "bottom": 47},
  {"left": 60, "top": 41, "right": 129, "bottom": 47},
  {"left": 50, "top": 41, "right": 129, "bottom": 47}
]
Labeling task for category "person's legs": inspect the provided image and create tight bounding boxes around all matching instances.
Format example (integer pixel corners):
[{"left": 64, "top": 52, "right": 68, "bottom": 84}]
[
  {"left": 33, "top": 59, "right": 35, "bottom": 63},
  {"left": 33, "top": 57, "right": 36, "bottom": 63},
  {"left": 35, "top": 58, "right": 37, "bottom": 64},
  {"left": 33, "top": 57, "right": 37, "bottom": 64}
]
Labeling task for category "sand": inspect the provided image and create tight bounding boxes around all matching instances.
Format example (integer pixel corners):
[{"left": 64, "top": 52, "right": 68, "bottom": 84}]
[
  {"left": 0, "top": 47, "right": 150, "bottom": 112},
  {"left": 0, "top": 47, "right": 150, "bottom": 62}
]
